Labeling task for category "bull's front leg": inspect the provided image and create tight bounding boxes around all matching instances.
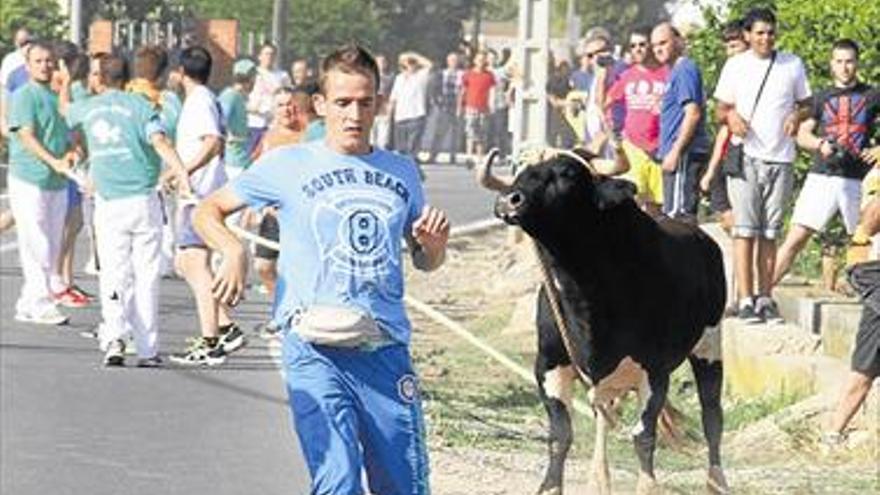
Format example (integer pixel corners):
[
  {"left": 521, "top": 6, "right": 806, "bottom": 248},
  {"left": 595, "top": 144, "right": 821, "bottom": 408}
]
[
  {"left": 632, "top": 372, "right": 669, "bottom": 495},
  {"left": 536, "top": 357, "right": 576, "bottom": 495}
]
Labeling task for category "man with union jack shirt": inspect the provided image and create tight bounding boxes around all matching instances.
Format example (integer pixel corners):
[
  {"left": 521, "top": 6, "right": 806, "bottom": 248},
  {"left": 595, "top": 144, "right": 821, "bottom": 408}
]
[{"left": 773, "top": 39, "right": 880, "bottom": 288}]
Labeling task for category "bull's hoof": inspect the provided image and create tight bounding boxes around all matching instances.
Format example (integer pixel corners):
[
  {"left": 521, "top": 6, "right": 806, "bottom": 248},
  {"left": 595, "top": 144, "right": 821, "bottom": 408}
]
[
  {"left": 706, "top": 465, "right": 730, "bottom": 494},
  {"left": 635, "top": 473, "right": 661, "bottom": 495},
  {"left": 536, "top": 486, "right": 561, "bottom": 495}
]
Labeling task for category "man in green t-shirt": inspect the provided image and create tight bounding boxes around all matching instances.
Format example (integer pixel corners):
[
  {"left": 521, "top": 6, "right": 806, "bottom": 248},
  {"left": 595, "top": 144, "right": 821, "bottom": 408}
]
[
  {"left": 66, "top": 53, "right": 191, "bottom": 367},
  {"left": 7, "top": 40, "right": 75, "bottom": 326},
  {"left": 219, "top": 58, "right": 257, "bottom": 180}
]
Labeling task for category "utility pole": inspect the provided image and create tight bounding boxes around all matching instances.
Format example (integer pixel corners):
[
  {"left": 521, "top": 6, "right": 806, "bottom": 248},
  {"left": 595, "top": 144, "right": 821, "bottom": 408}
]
[
  {"left": 70, "top": 0, "right": 82, "bottom": 46},
  {"left": 472, "top": 0, "right": 483, "bottom": 51},
  {"left": 272, "top": 0, "right": 288, "bottom": 68},
  {"left": 513, "top": 0, "right": 550, "bottom": 155}
]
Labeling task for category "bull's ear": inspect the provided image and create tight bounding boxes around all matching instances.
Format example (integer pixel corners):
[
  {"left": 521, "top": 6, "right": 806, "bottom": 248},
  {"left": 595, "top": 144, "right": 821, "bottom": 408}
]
[{"left": 595, "top": 178, "right": 636, "bottom": 210}]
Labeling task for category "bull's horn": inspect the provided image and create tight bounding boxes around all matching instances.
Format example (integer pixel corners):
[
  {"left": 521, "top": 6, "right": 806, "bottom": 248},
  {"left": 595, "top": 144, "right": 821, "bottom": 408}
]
[
  {"left": 558, "top": 149, "right": 599, "bottom": 176},
  {"left": 475, "top": 148, "right": 514, "bottom": 192}
]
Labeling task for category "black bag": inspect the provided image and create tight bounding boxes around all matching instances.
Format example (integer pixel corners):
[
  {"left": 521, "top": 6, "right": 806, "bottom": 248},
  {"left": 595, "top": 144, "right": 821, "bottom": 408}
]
[
  {"left": 721, "top": 52, "right": 777, "bottom": 178},
  {"left": 721, "top": 142, "right": 745, "bottom": 178}
]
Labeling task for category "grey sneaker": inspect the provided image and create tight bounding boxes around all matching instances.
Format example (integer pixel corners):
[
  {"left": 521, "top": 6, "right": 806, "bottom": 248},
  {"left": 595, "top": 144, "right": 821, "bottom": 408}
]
[
  {"left": 136, "top": 355, "right": 163, "bottom": 368},
  {"left": 169, "top": 337, "right": 226, "bottom": 366},
  {"left": 757, "top": 297, "right": 785, "bottom": 325},
  {"left": 103, "top": 339, "right": 126, "bottom": 367},
  {"left": 218, "top": 323, "right": 247, "bottom": 354},
  {"left": 736, "top": 300, "right": 764, "bottom": 325}
]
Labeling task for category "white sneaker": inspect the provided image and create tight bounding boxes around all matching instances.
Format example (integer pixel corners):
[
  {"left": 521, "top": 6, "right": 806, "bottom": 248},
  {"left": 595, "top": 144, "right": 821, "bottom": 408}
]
[
  {"left": 15, "top": 307, "right": 69, "bottom": 326},
  {"left": 103, "top": 339, "right": 126, "bottom": 366}
]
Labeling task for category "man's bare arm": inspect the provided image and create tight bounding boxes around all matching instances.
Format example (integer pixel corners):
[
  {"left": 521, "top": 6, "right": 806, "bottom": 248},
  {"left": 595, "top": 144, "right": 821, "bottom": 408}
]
[
  {"left": 193, "top": 186, "right": 249, "bottom": 305},
  {"left": 185, "top": 135, "right": 224, "bottom": 174},
  {"left": 17, "top": 127, "right": 71, "bottom": 175}
]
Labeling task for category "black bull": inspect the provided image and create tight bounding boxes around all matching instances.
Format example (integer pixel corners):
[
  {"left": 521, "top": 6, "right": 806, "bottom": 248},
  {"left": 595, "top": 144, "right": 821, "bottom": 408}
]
[{"left": 486, "top": 151, "right": 728, "bottom": 494}]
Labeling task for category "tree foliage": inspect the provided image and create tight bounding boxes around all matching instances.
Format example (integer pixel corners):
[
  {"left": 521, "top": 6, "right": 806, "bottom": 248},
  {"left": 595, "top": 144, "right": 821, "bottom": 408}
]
[
  {"left": 0, "top": 0, "right": 66, "bottom": 54},
  {"left": 482, "top": 0, "right": 667, "bottom": 42}
]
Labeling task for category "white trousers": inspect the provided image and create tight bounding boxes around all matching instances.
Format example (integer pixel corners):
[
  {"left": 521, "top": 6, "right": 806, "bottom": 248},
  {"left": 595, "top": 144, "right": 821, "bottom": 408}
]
[
  {"left": 159, "top": 193, "right": 175, "bottom": 276},
  {"left": 8, "top": 175, "right": 67, "bottom": 315},
  {"left": 94, "top": 193, "right": 163, "bottom": 358}
]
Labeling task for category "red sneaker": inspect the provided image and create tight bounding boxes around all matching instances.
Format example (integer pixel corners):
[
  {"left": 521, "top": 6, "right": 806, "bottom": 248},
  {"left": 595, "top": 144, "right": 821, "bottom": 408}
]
[
  {"left": 68, "top": 284, "right": 94, "bottom": 301},
  {"left": 54, "top": 287, "right": 91, "bottom": 308}
]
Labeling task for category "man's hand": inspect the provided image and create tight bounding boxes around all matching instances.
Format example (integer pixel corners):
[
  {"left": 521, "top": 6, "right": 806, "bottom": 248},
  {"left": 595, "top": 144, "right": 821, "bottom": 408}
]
[
  {"left": 160, "top": 168, "right": 193, "bottom": 198},
  {"left": 661, "top": 148, "right": 680, "bottom": 172},
  {"left": 782, "top": 110, "right": 801, "bottom": 137},
  {"left": 212, "top": 244, "right": 248, "bottom": 306},
  {"left": 727, "top": 111, "right": 749, "bottom": 138},
  {"left": 412, "top": 205, "right": 450, "bottom": 254},
  {"left": 699, "top": 169, "right": 714, "bottom": 194},
  {"left": 819, "top": 139, "right": 835, "bottom": 159},
  {"left": 861, "top": 146, "right": 880, "bottom": 167}
]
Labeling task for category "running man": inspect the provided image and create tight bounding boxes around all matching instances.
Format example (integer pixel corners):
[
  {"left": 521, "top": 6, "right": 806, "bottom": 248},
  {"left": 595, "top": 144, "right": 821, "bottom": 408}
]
[{"left": 194, "top": 44, "right": 449, "bottom": 494}]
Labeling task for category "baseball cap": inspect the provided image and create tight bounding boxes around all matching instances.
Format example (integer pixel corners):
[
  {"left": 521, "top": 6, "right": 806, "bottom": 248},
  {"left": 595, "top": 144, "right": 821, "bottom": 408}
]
[{"left": 233, "top": 58, "right": 256, "bottom": 76}]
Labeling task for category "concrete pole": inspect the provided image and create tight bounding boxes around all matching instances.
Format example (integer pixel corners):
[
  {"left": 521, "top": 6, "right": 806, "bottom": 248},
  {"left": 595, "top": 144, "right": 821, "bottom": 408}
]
[
  {"left": 272, "top": 0, "right": 288, "bottom": 68},
  {"left": 512, "top": 0, "right": 550, "bottom": 156},
  {"left": 69, "top": 0, "right": 82, "bottom": 46}
]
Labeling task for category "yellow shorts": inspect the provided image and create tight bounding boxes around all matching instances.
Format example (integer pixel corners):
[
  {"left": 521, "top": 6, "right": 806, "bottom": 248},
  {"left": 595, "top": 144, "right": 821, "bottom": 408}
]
[{"left": 620, "top": 141, "right": 664, "bottom": 205}]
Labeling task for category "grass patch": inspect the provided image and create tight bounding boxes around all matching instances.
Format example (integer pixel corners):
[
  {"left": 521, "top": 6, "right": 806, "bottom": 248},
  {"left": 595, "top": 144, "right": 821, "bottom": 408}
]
[{"left": 724, "top": 389, "right": 808, "bottom": 432}]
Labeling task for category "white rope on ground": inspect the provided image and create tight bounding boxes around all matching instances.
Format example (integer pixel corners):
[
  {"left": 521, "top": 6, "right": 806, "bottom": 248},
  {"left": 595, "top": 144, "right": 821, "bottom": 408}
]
[{"left": 227, "top": 222, "right": 592, "bottom": 417}]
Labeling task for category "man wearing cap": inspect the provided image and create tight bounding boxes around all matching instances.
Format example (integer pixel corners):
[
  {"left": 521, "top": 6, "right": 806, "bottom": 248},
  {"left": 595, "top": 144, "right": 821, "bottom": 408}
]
[{"left": 220, "top": 58, "right": 258, "bottom": 180}]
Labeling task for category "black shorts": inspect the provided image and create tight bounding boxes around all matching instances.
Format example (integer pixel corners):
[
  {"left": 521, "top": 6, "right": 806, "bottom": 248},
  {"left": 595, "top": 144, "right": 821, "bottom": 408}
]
[
  {"left": 255, "top": 214, "right": 280, "bottom": 260},
  {"left": 709, "top": 171, "right": 731, "bottom": 214},
  {"left": 847, "top": 261, "right": 880, "bottom": 378}
]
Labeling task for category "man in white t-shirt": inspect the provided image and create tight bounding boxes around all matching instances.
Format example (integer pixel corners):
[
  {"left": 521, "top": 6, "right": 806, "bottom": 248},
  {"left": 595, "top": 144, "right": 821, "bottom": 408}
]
[
  {"left": 714, "top": 7, "right": 812, "bottom": 324},
  {"left": 170, "top": 46, "right": 245, "bottom": 366},
  {"left": 389, "top": 51, "right": 432, "bottom": 161},
  {"left": 246, "top": 43, "right": 289, "bottom": 154},
  {"left": 0, "top": 27, "right": 32, "bottom": 137}
]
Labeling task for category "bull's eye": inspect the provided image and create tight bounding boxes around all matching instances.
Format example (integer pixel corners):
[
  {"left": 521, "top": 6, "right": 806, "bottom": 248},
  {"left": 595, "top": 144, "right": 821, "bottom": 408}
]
[{"left": 508, "top": 191, "right": 524, "bottom": 208}]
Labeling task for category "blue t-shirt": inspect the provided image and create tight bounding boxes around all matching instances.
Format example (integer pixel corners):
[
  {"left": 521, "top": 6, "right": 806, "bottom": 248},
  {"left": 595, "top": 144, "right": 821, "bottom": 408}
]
[
  {"left": 569, "top": 69, "right": 593, "bottom": 92},
  {"left": 659, "top": 56, "right": 709, "bottom": 157},
  {"left": 232, "top": 140, "right": 425, "bottom": 345},
  {"left": 305, "top": 120, "right": 326, "bottom": 142}
]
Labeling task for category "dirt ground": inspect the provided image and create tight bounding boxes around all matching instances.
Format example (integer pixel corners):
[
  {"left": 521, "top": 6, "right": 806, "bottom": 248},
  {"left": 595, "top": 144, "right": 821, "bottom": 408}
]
[{"left": 405, "top": 227, "right": 880, "bottom": 494}]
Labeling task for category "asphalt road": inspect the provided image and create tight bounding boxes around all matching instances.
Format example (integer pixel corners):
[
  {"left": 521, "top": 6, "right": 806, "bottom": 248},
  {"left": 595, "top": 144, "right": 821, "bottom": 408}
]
[{"left": 0, "top": 162, "right": 498, "bottom": 495}]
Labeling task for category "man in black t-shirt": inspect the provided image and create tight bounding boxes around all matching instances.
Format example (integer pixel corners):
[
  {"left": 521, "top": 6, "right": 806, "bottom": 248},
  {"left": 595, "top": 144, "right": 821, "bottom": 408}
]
[{"left": 772, "top": 39, "right": 880, "bottom": 287}]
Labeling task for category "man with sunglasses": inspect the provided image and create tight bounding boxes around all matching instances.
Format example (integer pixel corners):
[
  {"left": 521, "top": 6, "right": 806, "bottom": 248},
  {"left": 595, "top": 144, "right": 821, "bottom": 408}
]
[
  {"left": 580, "top": 28, "right": 625, "bottom": 157},
  {"left": 605, "top": 27, "right": 669, "bottom": 216}
]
